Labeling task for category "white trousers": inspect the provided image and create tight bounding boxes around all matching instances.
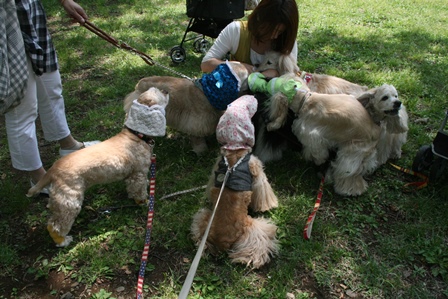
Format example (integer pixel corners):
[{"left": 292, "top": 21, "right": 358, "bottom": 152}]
[{"left": 4, "top": 58, "right": 71, "bottom": 171}]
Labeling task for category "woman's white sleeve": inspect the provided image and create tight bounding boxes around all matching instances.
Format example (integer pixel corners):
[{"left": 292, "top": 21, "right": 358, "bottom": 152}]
[
  {"left": 202, "top": 21, "right": 241, "bottom": 63},
  {"left": 290, "top": 41, "right": 298, "bottom": 64}
]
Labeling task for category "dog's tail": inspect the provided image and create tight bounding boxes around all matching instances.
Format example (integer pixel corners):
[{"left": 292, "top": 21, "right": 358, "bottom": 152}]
[
  {"left": 26, "top": 174, "right": 52, "bottom": 197},
  {"left": 229, "top": 217, "right": 279, "bottom": 269},
  {"left": 249, "top": 155, "right": 278, "bottom": 212}
]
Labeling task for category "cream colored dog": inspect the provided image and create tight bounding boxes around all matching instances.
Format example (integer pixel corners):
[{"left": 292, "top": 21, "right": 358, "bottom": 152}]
[
  {"left": 26, "top": 87, "right": 169, "bottom": 247},
  {"left": 191, "top": 96, "right": 279, "bottom": 268},
  {"left": 357, "top": 85, "right": 408, "bottom": 166},
  {"left": 253, "top": 51, "right": 369, "bottom": 163},
  {"left": 289, "top": 80, "right": 407, "bottom": 195},
  {"left": 124, "top": 61, "right": 249, "bottom": 155},
  {"left": 256, "top": 50, "right": 368, "bottom": 96}
]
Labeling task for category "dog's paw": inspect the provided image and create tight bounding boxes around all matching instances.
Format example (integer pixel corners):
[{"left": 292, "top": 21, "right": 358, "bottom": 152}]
[
  {"left": 191, "top": 141, "right": 208, "bottom": 156},
  {"left": 134, "top": 198, "right": 148, "bottom": 206},
  {"left": 389, "top": 150, "right": 402, "bottom": 159},
  {"left": 56, "top": 235, "right": 73, "bottom": 247},
  {"left": 266, "top": 122, "right": 280, "bottom": 131}
]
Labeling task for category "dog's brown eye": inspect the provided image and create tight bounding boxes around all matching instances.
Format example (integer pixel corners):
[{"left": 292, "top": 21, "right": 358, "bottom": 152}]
[{"left": 381, "top": 96, "right": 388, "bottom": 101}]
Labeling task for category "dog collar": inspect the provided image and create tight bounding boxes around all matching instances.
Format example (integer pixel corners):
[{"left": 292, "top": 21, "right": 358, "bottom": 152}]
[
  {"left": 126, "top": 127, "right": 155, "bottom": 146},
  {"left": 295, "top": 90, "right": 312, "bottom": 115},
  {"left": 299, "top": 71, "right": 313, "bottom": 84}
]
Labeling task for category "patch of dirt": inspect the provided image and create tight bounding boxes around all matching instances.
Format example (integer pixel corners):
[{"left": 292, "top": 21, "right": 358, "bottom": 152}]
[{"left": 0, "top": 236, "right": 179, "bottom": 299}]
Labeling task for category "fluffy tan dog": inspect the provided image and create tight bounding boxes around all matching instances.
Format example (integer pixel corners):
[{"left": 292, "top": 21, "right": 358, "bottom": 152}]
[
  {"left": 26, "top": 87, "right": 169, "bottom": 247},
  {"left": 289, "top": 81, "right": 407, "bottom": 195},
  {"left": 256, "top": 50, "right": 368, "bottom": 95},
  {"left": 357, "top": 85, "right": 408, "bottom": 166},
  {"left": 191, "top": 95, "right": 279, "bottom": 268},
  {"left": 252, "top": 51, "right": 369, "bottom": 163},
  {"left": 124, "top": 61, "right": 249, "bottom": 155}
]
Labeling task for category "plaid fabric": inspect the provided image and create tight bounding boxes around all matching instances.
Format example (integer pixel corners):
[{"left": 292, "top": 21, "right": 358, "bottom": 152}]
[
  {"left": 0, "top": 0, "right": 28, "bottom": 114},
  {"left": 15, "top": 0, "right": 58, "bottom": 75}
]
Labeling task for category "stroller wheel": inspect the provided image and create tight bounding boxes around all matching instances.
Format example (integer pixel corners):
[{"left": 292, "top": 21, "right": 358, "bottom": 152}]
[
  {"left": 170, "top": 46, "right": 186, "bottom": 63},
  {"left": 193, "top": 38, "right": 210, "bottom": 53},
  {"left": 429, "top": 157, "right": 447, "bottom": 183},
  {"left": 412, "top": 144, "right": 433, "bottom": 172}
]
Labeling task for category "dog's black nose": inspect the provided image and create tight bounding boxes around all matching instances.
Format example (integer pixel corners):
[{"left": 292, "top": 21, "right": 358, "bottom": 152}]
[{"left": 394, "top": 101, "right": 402, "bottom": 108}]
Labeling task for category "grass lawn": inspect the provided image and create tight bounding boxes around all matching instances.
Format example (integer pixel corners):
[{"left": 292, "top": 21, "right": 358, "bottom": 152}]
[{"left": 1, "top": 0, "right": 447, "bottom": 298}]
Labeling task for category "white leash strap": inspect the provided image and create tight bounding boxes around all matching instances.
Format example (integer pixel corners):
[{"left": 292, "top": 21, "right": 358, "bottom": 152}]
[{"left": 178, "top": 170, "right": 231, "bottom": 299}]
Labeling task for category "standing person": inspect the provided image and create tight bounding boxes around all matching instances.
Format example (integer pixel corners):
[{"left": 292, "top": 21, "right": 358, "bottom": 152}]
[
  {"left": 3, "top": 0, "right": 97, "bottom": 192},
  {"left": 200, "top": 0, "right": 299, "bottom": 78}
]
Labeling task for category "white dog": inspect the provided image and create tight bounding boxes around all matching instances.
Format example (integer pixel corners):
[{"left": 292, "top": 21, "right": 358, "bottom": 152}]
[{"left": 27, "top": 87, "right": 169, "bottom": 247}]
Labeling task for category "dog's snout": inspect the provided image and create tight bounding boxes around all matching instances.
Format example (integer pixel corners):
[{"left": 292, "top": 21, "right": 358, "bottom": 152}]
[{"left": 394, "top": 101, "right": 402, "bottom": 108}]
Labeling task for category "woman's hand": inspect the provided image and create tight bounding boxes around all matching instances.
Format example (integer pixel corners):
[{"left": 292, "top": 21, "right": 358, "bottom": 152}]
[{"left": 60, "top": 0, "right": 88, "bottom": 24}]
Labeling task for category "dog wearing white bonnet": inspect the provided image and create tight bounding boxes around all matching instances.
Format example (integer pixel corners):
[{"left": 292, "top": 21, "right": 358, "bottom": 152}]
[
  {"left": 27, "top": 87, "right": 169, "bottom": 247},
  {"left": 190, "top": 95, "right": 279, "bottom": 269}
]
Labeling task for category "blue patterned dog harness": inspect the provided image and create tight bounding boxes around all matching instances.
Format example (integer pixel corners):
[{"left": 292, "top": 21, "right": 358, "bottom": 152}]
[{"left": 198, "top": 61, "right": 241, "bottom": 111}]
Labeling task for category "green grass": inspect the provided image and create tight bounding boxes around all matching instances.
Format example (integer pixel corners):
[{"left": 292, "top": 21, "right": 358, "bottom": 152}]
[{"left": 1, "top": 0, "right": 448, "bottom": 298}]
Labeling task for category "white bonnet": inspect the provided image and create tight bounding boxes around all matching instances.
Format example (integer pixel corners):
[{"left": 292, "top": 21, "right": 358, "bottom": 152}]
[{"left": 124, "top": 100, "right": 167, "bottom": 137}]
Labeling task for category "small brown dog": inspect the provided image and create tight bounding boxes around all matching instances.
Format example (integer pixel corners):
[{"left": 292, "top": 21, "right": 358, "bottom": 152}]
[
  {"left": 26, "top": 87, "right": 169, "bottom": 247},
  {"left": 190, "top": 95, "right": 279, "bottom": 269},
  {"left": 124, "top": 61, "right": 250, "bottom": 155}
]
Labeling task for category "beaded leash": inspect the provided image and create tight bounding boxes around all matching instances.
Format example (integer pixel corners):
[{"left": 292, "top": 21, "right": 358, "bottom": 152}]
[
  {"left": 136, "top": 154, "right": 157, "bottom": 299},
  {"left": 303, "top": 175, "right": 325, "bottom": 240}
]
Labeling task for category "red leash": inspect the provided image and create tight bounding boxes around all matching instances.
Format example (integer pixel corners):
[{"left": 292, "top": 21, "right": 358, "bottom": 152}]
[
  {"left": 136, "top": 155, "right": 157, "bottom": 299},
  {"left": 389, "top": 163, "right": 429, "bottom": 190},
  {"left": 303, "top": 175, "right": 325, "bottom": 240}
]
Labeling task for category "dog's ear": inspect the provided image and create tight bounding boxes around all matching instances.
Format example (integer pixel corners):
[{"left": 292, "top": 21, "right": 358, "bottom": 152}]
[
  {"left": 278, "top": 54, "right": 300, "bottom": 75},
  {"left": 137, "top": 91, "right": 157, "bottom": 106},
  {"left": 357, "top": 90, "right": 375, "bottom": 107}
]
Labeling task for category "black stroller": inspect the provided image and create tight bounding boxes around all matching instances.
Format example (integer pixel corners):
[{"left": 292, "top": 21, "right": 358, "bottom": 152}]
[
  {"left": 170, "top": 0, "right": 245, "bottom": 63},
  {"left": 412, "top": 110, "right": 448, "bottom": 183}
]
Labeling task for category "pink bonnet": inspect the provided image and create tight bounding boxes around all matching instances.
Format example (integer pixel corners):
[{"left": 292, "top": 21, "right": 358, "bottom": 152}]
[{"left": 216, "top": 95, "right": 258, "bottom": 150}]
